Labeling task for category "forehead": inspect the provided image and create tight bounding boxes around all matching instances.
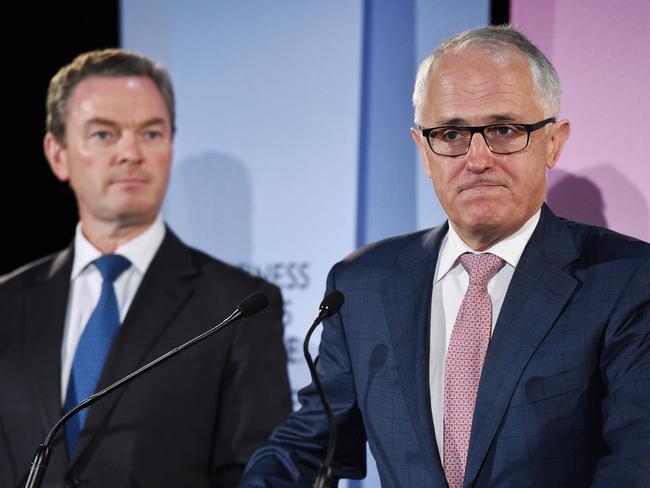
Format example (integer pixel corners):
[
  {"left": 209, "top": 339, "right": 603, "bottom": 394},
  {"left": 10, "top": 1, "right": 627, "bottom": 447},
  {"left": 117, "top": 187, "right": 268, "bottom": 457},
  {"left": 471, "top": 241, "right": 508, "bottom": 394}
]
[
  {"left": 65, "top": 75, "right": 170, "bottom": 126},
  {"left": 422, "top": 48, "right": 543, "bottom": 125}
]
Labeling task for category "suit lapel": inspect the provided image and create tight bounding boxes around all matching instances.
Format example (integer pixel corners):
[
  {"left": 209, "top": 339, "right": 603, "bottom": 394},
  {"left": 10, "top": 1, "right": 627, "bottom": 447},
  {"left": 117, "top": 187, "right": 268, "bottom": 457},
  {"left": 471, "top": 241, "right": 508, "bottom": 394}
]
[
  {"left": 383, "top": 225, "right": 449, "bottom": 485},
  {"left": 464, "top": 206, "right": 580, "bottom": 485},
  {"left": 70, "top": 230, "right": 198, "bottom": 465},
  {"left": 23, "top": 249, "right": 73, "bottom": 438}
]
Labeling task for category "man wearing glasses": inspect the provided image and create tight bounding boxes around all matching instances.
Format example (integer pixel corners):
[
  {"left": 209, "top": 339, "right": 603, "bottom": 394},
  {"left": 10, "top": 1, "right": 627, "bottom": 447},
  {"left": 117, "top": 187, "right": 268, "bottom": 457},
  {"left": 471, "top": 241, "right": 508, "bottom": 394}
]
[{"left": 241, "top": 25, "right": 650, "bottom": 487}]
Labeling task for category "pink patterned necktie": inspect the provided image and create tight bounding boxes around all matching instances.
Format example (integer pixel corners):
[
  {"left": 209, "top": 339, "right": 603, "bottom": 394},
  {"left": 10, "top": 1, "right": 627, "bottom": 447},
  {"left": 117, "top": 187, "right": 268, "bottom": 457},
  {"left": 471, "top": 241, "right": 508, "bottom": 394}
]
[{"left": 443, "top": 252, "right": 505, "bottom": 488}]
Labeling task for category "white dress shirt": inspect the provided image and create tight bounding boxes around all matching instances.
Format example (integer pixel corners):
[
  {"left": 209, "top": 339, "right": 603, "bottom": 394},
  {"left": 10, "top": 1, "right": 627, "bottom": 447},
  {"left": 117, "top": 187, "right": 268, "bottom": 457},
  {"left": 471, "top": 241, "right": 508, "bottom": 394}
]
[
  {"left": 429, "top": 210, "right": 541, "bottom": 460},
  {"left": 60, "top": 215, "right": 166, "bottom": 403}
]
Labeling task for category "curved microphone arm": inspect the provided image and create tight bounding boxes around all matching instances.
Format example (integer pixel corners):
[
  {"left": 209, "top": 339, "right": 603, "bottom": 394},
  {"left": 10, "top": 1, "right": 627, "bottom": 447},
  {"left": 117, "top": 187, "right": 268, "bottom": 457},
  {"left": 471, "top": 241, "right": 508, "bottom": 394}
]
[
  {"left": 24, "top": 291, "right": 268, "bottom": 488},
  {"left": 302, "top": 291, "right": 344, "bottom": 488}
]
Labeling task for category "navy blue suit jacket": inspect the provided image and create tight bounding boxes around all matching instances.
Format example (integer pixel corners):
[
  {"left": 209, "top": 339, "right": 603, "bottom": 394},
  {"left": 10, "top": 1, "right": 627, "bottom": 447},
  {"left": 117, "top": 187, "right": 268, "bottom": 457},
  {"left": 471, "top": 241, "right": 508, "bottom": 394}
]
[{"left": 241, "top": 206, "right": 650, "bottom": 487}]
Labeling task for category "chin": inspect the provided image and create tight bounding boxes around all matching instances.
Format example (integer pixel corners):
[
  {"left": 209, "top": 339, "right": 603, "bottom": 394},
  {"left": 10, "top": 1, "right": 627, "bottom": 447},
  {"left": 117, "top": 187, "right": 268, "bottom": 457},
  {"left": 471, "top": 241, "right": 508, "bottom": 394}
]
[
  {"left": 453, "top": 206, "right": 515, "bottom": 241},
  {"left": 462, "top": 202, "right": 508, "bottom": 226},
  {"left": 462, "top": 220, "right": 505, "bottom": 238},
  {"left": 112, "top": 202, "right": 158, "bottom": 225}
]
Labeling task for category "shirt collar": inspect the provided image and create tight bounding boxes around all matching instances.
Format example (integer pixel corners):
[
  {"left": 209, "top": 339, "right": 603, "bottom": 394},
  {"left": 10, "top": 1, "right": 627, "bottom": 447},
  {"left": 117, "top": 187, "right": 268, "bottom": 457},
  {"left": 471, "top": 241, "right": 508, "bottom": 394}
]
[
  {"left": 434, "top": 209, "right": 541, "bottom": 283},
  {"left": 71, "top": 214, "right": 166, "bottom": 279}
]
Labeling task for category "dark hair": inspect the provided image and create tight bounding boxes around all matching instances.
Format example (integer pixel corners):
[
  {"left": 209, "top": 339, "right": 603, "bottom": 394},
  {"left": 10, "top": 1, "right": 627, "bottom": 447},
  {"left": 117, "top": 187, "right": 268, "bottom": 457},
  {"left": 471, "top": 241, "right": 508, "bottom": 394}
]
[{"left": 46, "top": 48, "right": 175, "bottom": 141}]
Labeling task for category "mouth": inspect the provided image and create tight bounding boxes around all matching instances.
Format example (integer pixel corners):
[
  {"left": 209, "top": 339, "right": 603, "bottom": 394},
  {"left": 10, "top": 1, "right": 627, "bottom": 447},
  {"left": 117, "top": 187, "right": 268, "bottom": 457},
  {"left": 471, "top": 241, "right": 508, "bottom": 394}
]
[
  {"left": 110, "top": 174, "right": 149, "bottom": 186},
  {"left": 459, "top": 181, "right": 505, "bottom": 193}
]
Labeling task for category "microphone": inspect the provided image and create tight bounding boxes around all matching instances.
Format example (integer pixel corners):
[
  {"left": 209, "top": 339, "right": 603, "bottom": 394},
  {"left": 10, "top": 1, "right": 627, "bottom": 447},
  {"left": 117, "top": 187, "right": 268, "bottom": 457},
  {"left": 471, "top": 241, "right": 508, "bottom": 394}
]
[
  {"left": 302, "top": 291, "right": 345, "bottom": 488},
  {"left": 23, "top": 291, "right": 269, "bottom": 488},
  {"left": 239, "top": 291, "right": 269, "bottom": 317}
]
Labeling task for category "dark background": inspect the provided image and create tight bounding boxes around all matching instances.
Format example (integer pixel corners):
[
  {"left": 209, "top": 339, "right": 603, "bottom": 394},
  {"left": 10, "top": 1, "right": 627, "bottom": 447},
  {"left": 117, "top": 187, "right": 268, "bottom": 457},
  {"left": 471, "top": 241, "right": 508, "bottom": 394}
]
[
  {"left": 1, "top": 1, "right": 508, "bottom": 275},
  {"left": 3, "top": 2, "right": 119, "bottom": 274}
]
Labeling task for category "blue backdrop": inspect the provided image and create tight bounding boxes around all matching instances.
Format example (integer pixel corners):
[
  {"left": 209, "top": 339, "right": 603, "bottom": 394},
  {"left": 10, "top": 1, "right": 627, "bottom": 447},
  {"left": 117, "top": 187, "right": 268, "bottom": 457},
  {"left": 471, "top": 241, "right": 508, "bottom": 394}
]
[{"left": 121, "top": 1, "right": 489, "bottom": 485}]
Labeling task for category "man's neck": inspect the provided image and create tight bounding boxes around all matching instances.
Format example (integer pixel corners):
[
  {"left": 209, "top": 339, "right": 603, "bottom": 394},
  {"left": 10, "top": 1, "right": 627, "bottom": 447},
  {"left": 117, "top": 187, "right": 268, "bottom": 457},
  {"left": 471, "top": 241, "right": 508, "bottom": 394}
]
[
  {"left": 79, "top": 219, "right": 155, "bottom": 254},
  {"left": 452, "top": 226, "right": 507, "bottom": 252},
  {"left": 450, "top": 211, "right": 541, "bottom": 252}
]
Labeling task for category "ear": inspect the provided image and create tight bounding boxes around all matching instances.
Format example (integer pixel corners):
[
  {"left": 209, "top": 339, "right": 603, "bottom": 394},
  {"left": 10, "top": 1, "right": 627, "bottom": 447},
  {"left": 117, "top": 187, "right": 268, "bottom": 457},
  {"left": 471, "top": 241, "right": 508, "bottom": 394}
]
[
  {"left": 411, "top": 127, "right": 432, "bottom": 178},
  {"left": 546, "top": 119, "right": 570, "bottom": 170},
  {"left": 44, "top": 132, "right": 70, "bottom": 182}
]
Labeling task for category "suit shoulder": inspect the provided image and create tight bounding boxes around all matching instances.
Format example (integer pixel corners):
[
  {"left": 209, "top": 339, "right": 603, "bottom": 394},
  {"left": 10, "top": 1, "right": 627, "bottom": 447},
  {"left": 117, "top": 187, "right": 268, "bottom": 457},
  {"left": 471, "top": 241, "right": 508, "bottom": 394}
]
[
  {"left": 563, "top": 218, "right": 650, "bottom": 264},
  {"left": 338, "top": 227, "right": 438, "bottom": 269},
  {"left": 184, "top": 245, "right": 282, "bottom": 301},
  {"left": 0, "top": 252, "right": 60, "bottom": 290}
]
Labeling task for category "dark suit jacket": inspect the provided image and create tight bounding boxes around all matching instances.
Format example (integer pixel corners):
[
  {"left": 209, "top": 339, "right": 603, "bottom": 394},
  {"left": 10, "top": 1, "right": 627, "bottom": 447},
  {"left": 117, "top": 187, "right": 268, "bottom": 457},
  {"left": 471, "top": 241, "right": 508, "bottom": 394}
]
[
  {"left": 240, "top": 205, "right": 650, "bottom": 487},
  {"left": 0, "top": 229, "right": 291, "bottom": 488}
]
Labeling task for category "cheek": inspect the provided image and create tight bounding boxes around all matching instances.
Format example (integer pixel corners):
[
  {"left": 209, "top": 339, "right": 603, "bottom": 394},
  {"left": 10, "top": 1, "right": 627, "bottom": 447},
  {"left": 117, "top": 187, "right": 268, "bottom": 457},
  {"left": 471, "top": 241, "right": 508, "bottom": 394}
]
[
  {"left": 430, "top": 166, "right": 459, "bottom": 202},
  {"left": 154, "top": 150, "right": 172, "bottom": 173},
  {"left": 71, "top": 156, "right": 114, "bottom": 198},
  {"left": 68, "top": 161, "right": 100, "bottom": 192},
  {"left": 151, "top": 155, "right": 172, "bottom": 193},
  {"left": 148, "top": 145, "right": 172, "bottom": 168},
  {"left": 513, "top": 162, "right": 548, "bottom": 198}
]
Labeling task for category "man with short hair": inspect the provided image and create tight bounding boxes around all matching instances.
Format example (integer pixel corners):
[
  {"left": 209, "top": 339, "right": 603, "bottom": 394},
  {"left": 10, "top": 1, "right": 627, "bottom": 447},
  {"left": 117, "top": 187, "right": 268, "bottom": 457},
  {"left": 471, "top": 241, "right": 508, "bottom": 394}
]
[
  {"left": 240, "top": 25, "right": 650, "bottom": 487},
  {"left": 0, "top": 49, "right": 291, "bottom": 488}
]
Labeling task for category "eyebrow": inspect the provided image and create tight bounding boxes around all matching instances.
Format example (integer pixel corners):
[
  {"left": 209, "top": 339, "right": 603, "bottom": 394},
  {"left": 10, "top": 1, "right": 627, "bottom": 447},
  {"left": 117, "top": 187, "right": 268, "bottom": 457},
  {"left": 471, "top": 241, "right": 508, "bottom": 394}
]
[
  {"left": 139, "top": 117, "right": 168, "bottom": 129},
  {"left": 85, "top": 117, "right": 169, "bottom": 130},
  {"left": 85, "top": 118, "right": 120, "bottom": 129},
  {"left": 435, "top": 114, "right": 520, "bottom": 126}
]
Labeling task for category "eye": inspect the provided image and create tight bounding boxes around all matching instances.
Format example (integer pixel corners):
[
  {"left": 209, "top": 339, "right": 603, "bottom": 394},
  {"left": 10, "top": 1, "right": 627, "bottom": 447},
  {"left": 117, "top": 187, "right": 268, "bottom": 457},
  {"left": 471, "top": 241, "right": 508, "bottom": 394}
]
[
  {"left": 441, "top": 128, "right": 462, "bottom": 141},
  {"left": 497, "top": 126, "right": 511, "bottom": 135},
  {"left": 143, "top": 130, "right": 164, "bottom": 141},
  {"left": 92, "top": 130, "right": 112, "bottom": 141},
  {"left": 487, "top": 124, "right": 524, "bottom": 139}
]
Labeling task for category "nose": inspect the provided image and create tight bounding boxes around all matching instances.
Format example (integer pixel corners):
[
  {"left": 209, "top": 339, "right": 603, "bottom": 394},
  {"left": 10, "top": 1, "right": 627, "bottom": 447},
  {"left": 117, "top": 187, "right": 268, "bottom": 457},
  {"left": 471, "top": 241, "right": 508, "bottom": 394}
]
[
  {"left": 464, "top": 131, "right": 493, "bottom": 173},
  {"left": 117, "top": 132, "right": 144, "bottom": 165}
]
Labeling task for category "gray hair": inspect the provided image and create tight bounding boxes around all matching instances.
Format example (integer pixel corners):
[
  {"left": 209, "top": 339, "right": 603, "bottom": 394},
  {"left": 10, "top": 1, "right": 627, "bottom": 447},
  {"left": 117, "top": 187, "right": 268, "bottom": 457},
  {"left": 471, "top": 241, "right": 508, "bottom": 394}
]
[
  {"left": 47, "top": 48, "right": 176, "bottom": 142},
  {"left": 412, "top": 25, "right": 561, "bottom": 124}
]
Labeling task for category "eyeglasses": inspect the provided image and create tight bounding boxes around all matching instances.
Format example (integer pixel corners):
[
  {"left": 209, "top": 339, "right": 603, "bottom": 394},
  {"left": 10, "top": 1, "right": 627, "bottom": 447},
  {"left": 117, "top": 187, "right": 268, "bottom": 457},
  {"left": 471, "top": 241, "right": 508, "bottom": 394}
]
[{"left": 419, "top": 117, "right": 556, "bottom": 157}]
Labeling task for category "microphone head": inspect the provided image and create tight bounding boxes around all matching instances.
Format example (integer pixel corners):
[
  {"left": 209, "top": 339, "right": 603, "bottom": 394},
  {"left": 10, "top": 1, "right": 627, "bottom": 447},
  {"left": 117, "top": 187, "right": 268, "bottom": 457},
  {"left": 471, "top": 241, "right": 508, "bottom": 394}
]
[
  {"left": 239, "top": 291, "right": 269, "bottom": 317},
  {"left": 319, "top": 290, "right": 345, "bottom": 317}
]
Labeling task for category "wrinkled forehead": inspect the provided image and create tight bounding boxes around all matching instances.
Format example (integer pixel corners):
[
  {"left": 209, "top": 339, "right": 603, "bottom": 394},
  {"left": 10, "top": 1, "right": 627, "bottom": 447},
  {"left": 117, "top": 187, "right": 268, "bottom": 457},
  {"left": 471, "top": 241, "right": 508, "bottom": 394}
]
[
  {"left": 423, "top": 48, "right": 542, "bottom": 124},
  {"left": 431, "top": 46, "right": 533, "bottom": 85}
]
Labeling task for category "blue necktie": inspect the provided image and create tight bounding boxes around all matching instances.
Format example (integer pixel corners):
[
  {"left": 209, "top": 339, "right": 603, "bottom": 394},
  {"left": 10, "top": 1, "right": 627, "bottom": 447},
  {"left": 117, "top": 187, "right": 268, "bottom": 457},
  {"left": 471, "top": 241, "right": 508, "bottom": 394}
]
[{"left": 64, "top": 254, "right": 131, "bottom": 456}]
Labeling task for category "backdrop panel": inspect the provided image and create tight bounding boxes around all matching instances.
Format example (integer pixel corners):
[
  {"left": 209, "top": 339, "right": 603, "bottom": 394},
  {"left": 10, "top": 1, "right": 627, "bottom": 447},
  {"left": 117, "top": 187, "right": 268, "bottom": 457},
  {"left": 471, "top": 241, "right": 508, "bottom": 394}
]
[
  {"left": 512, "top": 0, "right": 650, "bottom": 242},
  {"left": 122, "top": 0, "right": 363, "bottom": 403}
]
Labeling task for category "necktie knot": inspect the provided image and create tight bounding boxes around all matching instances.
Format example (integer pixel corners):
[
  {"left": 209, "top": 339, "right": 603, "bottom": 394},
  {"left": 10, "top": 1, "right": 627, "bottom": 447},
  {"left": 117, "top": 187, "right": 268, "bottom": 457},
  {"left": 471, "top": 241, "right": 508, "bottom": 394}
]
[
  {"left": 459, "top": 252, "right": 504, "bottom": 287},
  {"left": 94, "top": 254, "right": 131, "bottom": 283}
]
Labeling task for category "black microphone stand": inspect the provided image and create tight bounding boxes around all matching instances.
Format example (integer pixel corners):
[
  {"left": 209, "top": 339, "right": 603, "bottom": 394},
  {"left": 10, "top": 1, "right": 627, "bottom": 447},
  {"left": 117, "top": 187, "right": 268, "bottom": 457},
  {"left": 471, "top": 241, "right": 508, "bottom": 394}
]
[
  {"left": 24, "top": 292, "right": 268, "bottom": 488},
  {"left": 303, "top": 291, "right": 344, "bottom": 488}
]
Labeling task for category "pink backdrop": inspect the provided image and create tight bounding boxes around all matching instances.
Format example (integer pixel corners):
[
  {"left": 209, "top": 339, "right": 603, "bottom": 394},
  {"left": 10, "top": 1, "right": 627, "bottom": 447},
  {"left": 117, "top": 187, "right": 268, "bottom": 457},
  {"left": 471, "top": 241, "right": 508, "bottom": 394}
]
[{"left": 512, "top": 0, "right": 650, "bottom": 242}]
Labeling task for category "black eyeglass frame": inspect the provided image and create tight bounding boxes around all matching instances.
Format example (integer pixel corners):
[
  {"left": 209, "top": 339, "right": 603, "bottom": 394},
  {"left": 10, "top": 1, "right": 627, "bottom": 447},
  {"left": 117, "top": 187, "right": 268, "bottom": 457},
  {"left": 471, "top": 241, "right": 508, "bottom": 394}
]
[{"left": 419, "top": 117, "right": 556, "bottom": 157}]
